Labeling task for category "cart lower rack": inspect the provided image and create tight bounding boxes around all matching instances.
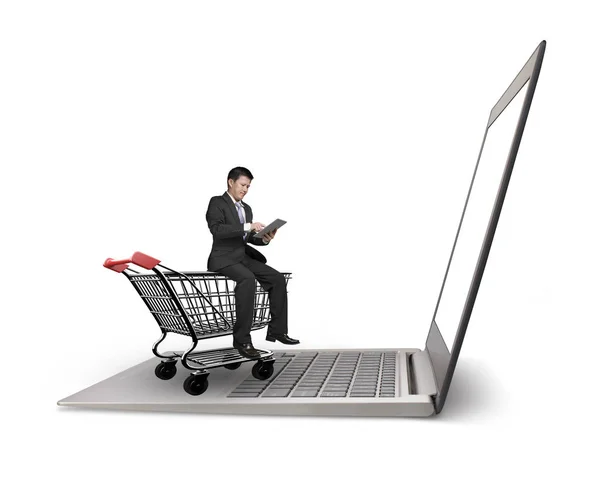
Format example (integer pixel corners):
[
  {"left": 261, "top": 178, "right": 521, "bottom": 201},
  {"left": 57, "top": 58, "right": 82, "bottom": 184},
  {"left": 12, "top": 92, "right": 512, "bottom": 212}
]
[{"left": 104, "top": 251, "right": 291, "bottom": 395}]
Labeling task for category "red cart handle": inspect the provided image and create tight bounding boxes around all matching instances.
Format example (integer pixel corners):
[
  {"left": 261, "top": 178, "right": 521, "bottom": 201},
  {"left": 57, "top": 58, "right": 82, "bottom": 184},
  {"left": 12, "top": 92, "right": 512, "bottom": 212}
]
[{"left": 103, "top": 252, "right": 161, "bottom": 273}]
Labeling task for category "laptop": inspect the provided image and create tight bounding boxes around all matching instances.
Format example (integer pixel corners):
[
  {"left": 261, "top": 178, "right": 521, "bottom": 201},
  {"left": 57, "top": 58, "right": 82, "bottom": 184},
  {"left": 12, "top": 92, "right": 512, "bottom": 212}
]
[{"left": 58, "top": 41, "right": 546, "bottom": 417}]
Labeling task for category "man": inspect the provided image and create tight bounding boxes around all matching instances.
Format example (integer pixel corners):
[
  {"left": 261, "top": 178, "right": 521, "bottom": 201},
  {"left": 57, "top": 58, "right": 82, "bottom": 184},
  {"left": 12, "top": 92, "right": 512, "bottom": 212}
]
[{"left": 206, "top": 166, "right": 300, "bottom": 359}]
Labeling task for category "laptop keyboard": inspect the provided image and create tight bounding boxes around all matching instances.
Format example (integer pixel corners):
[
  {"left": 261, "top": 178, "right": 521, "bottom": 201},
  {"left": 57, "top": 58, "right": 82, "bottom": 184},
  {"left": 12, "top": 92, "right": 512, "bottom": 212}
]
[{"left": 228, "top": 351, "right": 398, "bottom": 398}]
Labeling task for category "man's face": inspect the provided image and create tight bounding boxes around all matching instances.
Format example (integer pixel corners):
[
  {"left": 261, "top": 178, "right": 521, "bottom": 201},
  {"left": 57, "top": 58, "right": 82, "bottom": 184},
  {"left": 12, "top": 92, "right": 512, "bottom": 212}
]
[{"left": 228, "top": 175, "right": 252, "bottom": 202}]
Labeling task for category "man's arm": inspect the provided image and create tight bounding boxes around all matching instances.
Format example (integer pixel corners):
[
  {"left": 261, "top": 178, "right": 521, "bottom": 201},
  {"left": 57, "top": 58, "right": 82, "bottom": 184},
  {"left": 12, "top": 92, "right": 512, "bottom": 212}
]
[
  {"left": 247, "top": 233, "right": 268, "bottom": 246},
  {"left": 248, "top": 228, "right": 277, "bottom": 246},
  {"left": 241, "top": 203, "right": 266, "bottom": 245}
]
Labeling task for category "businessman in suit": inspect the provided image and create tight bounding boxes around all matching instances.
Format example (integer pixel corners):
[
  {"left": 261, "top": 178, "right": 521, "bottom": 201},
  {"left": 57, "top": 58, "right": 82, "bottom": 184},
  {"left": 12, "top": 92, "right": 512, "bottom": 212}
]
[{"left": 206, "top": 166, "right": 300, "bottom": 359}]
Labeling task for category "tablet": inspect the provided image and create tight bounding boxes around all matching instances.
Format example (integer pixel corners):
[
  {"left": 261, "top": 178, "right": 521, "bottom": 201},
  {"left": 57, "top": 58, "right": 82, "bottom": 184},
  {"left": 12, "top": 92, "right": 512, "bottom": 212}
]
[{"left": 254, "top": 218, "right": 287, "bottom": 238}]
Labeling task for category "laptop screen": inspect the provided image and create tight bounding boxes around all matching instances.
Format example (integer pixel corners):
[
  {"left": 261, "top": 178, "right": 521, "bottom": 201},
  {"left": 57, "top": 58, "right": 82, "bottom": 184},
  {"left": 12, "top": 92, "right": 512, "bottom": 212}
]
[{"left": 426, "top": 42, "right": 546, "bottom": 413}]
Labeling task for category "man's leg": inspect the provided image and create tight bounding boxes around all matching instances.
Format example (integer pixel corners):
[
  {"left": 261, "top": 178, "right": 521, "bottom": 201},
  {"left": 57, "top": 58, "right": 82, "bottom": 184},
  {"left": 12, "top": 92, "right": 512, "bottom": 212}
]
[
  {"left": 242, "top": 257, "right": 288, "bottom": 336},
  {"left": 217, "top": 262, "right": 256, "bottom": 344}
]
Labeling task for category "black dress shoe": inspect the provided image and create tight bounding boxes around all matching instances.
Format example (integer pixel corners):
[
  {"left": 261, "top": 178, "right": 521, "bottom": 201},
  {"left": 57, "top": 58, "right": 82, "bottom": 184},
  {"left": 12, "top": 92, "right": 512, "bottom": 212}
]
[
  {"left": 233, "top": 340, "right": 261, "bottom": 359},
  {"left": 265, "top": 332, "right": 300, "bottom": 345}
]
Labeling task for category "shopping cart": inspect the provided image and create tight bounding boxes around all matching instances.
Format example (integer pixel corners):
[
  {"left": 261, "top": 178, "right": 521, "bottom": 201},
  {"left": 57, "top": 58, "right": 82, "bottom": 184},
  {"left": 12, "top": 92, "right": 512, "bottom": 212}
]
[{"left": 103, "top": 251, "right": 291, "bottom": 396}]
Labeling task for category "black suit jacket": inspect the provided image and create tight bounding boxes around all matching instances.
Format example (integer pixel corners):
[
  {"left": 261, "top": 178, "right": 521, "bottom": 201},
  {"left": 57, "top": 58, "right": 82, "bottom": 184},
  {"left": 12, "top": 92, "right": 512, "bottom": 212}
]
[{"left": 206, "top": 192, "right": 268, "bottom": 271}]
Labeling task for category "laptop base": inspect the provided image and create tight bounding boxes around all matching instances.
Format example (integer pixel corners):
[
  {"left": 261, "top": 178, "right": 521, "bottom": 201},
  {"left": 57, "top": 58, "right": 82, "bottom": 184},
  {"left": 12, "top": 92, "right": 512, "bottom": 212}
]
[{"left": 58, "top": 349, "right": 436, "bottom": 417}]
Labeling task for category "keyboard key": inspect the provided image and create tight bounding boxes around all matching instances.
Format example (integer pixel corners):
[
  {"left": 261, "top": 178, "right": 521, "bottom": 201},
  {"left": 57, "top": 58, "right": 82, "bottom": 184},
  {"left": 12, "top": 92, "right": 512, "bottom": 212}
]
[
  {"left": 292, "top": 390, "right": 319, "bottom": 397},
  {"left": 270, "top": 384, "right": 295, "bottom": 389},
  {"left": 261, "top": 389, "right": 291, "bottom": 397},
  {"left": 236, "top": 385, "right": 267, "bottom": 391}
]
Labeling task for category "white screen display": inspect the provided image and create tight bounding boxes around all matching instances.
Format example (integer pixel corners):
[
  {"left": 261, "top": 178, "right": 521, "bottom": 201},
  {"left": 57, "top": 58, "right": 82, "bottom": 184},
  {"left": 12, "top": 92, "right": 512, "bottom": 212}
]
[{"left": 433, "top": 83, "right": 529, "bottom": 350}]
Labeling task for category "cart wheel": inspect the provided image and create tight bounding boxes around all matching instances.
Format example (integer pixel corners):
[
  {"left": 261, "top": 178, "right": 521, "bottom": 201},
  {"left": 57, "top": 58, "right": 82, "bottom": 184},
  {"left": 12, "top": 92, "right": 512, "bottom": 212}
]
[
  {"left": 155, "top": 361, "right": 177, "bottom": 380},
  {"left": 183, "top": 374, "right": 209, "bottom": 396},
  {"left": 224, "top": 362, "right": 241, "bottom": 370},
  {"left": 252, "top": 361, "right": 274, "bottom": 380}
]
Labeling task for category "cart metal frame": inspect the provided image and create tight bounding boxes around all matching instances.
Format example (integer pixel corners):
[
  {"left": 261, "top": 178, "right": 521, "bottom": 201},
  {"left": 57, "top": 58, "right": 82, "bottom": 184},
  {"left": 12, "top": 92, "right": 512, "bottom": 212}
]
[{"left": 104, "top": 251, "right": 291, "bottom": 395}]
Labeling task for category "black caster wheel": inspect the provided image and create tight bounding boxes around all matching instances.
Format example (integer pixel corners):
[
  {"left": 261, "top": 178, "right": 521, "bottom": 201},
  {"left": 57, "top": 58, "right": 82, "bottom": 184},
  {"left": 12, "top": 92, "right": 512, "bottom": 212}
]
[
  {"left": 183, "top": 374, "right": 209, "bottom": 396},
  {"left": 155, "top": 361, "right": 177, "bottom": 380},
  {"left": 224, "top": 362, "right": 241, "bottom": 370},
  {"left": 252, "top": 361, "right": 274, "bottom": 380}
]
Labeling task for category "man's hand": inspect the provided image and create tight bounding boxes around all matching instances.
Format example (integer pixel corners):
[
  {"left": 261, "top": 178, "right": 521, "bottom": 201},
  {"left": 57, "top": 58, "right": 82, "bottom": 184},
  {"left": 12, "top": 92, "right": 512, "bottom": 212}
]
[
  {"left": 263, "top": 228, "right": 277, "bottom": 242},
  {"left": 251, "top": 222, "right": 265, "bottom": 232}
]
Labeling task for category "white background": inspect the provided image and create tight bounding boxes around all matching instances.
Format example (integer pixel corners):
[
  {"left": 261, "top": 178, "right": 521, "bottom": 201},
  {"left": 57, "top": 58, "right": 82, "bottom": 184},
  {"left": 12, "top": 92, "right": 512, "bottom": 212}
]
[{"left": 1, "top": 1, "right": 599, "bottom": 478}]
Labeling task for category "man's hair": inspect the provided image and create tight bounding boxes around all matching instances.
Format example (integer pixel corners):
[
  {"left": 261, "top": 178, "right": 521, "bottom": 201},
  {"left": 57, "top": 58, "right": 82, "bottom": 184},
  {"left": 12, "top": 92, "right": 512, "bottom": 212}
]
[{"left": 227, "top": 166, "right": 254, "bottom": 182}]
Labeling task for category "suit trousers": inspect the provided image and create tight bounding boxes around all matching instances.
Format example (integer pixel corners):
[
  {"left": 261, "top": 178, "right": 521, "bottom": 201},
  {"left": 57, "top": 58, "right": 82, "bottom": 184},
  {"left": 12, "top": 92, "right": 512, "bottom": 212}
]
[{"left": 218, "top": 256, "right": 288, "bottom": 343}]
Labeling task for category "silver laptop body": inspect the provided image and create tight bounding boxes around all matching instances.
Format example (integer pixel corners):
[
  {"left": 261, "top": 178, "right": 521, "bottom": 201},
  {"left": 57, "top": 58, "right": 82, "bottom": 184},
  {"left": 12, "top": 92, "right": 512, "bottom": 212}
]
[{"left": 58, "top": 41, "right": 546, "bottom": 417}]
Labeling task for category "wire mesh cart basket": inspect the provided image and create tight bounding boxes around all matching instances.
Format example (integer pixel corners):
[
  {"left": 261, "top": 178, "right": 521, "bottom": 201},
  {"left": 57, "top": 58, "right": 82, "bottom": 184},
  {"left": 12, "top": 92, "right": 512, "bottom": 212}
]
[{"left": 103, "top": 251, "right": 291, "bottom": 396}]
